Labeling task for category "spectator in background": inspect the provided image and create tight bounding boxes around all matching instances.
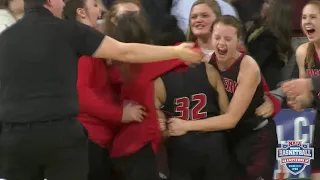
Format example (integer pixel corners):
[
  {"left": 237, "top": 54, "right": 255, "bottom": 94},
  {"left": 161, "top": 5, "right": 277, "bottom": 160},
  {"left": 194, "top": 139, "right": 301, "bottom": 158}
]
[
  {"left": 187, "top": 0, "right": 222, "bottom": 59},
  {"left": 245, "top": 0, "right": 293, "bottom": 90},
  {"left": 0, "top": 0, "right": 24, "bottom": 33},
  {"left": 171, "top": 0, "right": 238, "bottom": 34}
]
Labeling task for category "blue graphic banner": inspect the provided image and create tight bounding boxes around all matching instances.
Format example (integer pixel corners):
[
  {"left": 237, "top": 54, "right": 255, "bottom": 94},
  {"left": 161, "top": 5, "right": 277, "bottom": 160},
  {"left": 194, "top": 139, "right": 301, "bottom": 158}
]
[{"left": 274, "top": 108, "right": 317, "bottom": 179}]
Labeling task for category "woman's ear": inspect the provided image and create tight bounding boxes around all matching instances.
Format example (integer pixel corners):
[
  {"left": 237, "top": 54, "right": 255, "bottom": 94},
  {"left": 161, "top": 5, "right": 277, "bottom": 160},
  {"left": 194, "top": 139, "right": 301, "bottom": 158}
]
[{"left": 76, "top": 8, "right": 86, "bottom": 19}]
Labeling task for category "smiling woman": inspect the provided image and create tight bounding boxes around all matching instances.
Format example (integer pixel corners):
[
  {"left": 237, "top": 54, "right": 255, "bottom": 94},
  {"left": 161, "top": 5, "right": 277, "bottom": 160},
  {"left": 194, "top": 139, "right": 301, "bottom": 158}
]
[
  {"left": 301, "top": 1, "right": 320, "bottom": 71},
  {"left": 292, "top": 1, "right": 320, "bottom": 179}
]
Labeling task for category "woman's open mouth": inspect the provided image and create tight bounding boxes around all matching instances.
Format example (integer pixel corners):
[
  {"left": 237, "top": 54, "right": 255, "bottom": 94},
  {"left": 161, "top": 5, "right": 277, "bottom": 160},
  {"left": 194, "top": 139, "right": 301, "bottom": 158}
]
[
  {"left": 217, "top": 48, "right": 228, "bottom": 55},
  {"left": 306, "top": 27, "right": 316, "bottom": 36}
]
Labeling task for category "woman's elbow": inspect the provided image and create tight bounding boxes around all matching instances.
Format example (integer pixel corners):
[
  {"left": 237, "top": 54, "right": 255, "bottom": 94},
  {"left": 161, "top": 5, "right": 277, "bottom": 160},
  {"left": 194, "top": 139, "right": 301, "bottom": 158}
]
[
  {"left": 225, "top": 114, "right": 240, "bottom": 129},
  {"left": 228, "top": 121, "right": 237, "bottom": 129},
  {"left": 108, "top": 41, "right": 135, "bottom": 62}
]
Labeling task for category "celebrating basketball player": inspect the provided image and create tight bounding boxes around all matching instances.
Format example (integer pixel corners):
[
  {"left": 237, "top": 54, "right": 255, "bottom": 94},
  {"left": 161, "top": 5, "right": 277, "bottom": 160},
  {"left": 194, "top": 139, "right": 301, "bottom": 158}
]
[
  {"left": 282, "top": 2, "right": 320, "bottom": 180},
  {"left": 167, "top": 15, "right": 278, "bottom": 180},
  {"left": 154, "top": 53, "right": 234, "bottom": 180}
]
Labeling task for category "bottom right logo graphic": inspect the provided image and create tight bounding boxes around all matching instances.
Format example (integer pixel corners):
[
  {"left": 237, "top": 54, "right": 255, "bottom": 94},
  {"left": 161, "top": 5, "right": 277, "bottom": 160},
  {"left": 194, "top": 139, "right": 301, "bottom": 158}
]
[{"left": 276, "top": 141, "right": 314, "bottom": 175}]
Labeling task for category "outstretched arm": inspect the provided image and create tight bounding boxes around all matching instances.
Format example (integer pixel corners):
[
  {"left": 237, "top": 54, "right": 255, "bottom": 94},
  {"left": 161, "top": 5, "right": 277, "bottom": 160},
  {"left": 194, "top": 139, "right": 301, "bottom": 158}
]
[
  {"left": 93, "top": 37, "right": 203, "bottom": 63},
  {"left": 74, "top": 23, "right": 203, "bottom": 64}
]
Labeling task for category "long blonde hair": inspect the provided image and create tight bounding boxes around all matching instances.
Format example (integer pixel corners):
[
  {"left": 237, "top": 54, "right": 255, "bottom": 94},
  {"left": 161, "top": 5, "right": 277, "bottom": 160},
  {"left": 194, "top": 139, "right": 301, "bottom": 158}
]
[{"left": 186, "top": 0, "right": 222, "bottom": 41}]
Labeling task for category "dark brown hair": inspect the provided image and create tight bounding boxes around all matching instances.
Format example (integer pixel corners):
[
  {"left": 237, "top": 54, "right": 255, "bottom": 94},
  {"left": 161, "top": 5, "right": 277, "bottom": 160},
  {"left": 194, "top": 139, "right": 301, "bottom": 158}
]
[
  {"left": 113, "top": 12, "right": 151, "bottom": 44},
  {"left": 104, "top": 0, "right": 141, "bottom": 37},
  {"left": 63, "top": 0, "right": 86, "bottom": 21},
  {"left": 111, "top": 11, "right": 151, "bottom": 81},
  {"left": 265, "top": 0, "right": 293, "bottom": 63},
  {"left": 212, "top": 15, "right": 243, "bottom": 38},
  {"left": 186, "top": 0, "right": 222, "bottom": 41},
  {"left": 305, "top": 1, "right": 320, "bottom": 68}
]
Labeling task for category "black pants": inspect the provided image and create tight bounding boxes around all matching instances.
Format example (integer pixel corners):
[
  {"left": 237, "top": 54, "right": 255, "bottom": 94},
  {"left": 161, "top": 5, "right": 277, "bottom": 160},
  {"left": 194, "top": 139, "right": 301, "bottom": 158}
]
[
  {"left": 112, "top": 143, "right": 159, "bottom": 180},
  {"left": 88, "top": 139, "right": 112, "bottom": 180},
  {"left": 0, "top": 117, "right": 88, "bottom": 180},
  {"left": 166, "top": 132, "right": 236, "bottom": 180},
  {"left": 229, "top": 119, "right": 278, "bottom": 180}
]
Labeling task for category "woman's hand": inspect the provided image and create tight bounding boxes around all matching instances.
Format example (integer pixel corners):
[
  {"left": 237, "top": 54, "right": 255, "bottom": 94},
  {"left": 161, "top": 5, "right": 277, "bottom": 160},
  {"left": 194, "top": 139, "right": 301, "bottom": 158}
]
[{"left": 168, "top": 118, "right": 190, "bottom": 136}]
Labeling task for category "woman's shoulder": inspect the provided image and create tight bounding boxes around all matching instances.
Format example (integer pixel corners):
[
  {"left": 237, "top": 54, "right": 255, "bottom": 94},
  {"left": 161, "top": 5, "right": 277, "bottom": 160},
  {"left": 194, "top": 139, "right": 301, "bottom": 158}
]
[{"left": 241, "top": 54, "right": 260, "bottom": 71}]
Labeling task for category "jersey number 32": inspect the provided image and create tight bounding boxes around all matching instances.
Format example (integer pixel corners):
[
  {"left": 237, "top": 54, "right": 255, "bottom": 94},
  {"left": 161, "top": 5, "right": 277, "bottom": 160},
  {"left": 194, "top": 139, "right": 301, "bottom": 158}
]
[{"left": 174, "top": 93, "right": 207, "bottom": 120}]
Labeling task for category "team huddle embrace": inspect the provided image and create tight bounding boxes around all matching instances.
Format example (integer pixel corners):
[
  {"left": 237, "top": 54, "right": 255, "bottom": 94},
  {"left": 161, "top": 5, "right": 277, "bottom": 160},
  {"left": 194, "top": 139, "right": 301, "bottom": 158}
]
[
  {"left": 2, "top": 0, "right": 320, "bottom": 180},
  {"left": 106, "top": 10, "right": 279, "bottom": 180}
]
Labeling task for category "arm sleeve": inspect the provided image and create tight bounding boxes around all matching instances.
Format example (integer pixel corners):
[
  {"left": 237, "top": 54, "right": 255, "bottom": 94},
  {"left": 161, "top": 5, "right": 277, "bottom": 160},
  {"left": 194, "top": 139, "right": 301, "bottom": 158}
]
[
  {"left": 270, "top": 88, "right": 285, "bottom": 104},
  {"left": 261, "top": 76, "right": 281, "bottom": 116},
  {"left": 77, "top": 56, "right": 123, "bottom": 123},
  {"left": 72, "top": 22, "right": 105, "bottom": 56}
]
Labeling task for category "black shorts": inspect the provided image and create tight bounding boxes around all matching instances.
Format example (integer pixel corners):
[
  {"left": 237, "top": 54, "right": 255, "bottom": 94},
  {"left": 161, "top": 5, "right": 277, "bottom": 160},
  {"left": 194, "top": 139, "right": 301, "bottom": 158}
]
[
  {"left": 166, "top": 131, "right": 236, "bottom": 180},
  {"left": 228, "top": 119, "right": 278, "bottom": 180},
  {"left": 112, "top": 143, "right": 159, "bottom": 180},
  {"left": 312, "top": 115, "right": 320, "bottom": 173}
]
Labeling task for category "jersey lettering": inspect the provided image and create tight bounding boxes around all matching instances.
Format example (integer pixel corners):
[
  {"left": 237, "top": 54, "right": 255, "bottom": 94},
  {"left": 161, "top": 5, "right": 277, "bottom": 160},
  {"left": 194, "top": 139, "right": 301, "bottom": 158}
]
[
  {"left": 306, "top": 69, "right": 320, "bottom": 77},
  {"left": 174, "top": 93, "right": 207, "bottom": 120},
  {"left": 222, "top": 77, "right": 237, "bottom": 93}
]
